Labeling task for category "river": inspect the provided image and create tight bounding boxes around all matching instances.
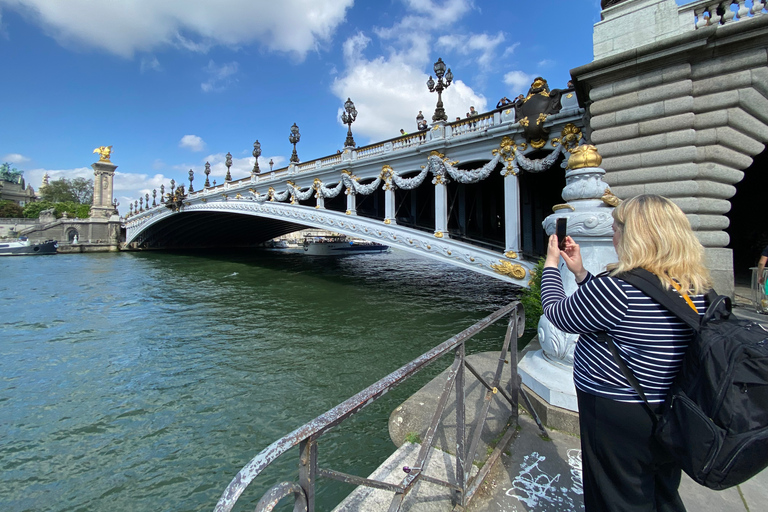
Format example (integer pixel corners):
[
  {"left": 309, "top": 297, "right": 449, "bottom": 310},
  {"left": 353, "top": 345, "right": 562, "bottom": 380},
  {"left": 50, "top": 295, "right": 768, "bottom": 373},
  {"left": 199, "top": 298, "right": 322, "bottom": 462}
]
[{"left": 0, "top": 248, "right": 522, "bottom": 511}]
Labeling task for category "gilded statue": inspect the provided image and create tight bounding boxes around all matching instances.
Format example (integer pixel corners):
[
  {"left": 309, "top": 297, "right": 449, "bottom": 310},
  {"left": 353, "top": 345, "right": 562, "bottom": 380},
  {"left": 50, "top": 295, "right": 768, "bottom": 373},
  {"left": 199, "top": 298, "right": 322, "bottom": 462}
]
[{"left": 93, "top": 146, "right": 113, "bottom": 162}]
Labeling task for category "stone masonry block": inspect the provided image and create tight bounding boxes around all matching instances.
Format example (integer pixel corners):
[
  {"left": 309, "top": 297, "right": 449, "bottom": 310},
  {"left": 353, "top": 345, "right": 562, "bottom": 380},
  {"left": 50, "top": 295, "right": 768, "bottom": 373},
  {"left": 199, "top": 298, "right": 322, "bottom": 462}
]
[
  {"left": 597, "top": 133, "right": 667, "bottom": 157},
  {"left": 637, "top": 79, "right": 692, "bottom": 105},
  {"left": 664, "top": 96, "right": 694, "bottom": 117},
  {"left": 593, "top": 41, "right": 614, "bottom": 59},
  {"left": 662, "top": 62, "right": 692, "bottom": 84},
  {"left": 601, "top": 154, "right": 642, "bottom": 172},
  {"left": 613, "top": 72, "right": 665, "bottom": 97},
  {"left": 696, "top": 145, "right": 754, "bottom": 170},
  {"left": 693, "top": 71, "right": 753, "bottom": 97},
  {"left": 687, "top": 214, "right": 730, "bottom": 231},
  {"left": 738, "top": 89, "right": 768, "bottom": 126},
  {"left": 615, "top": 101, "right": 665, "bottom": 125},
  {"left": 697, "top": 231, "right": 730, "bottom": 249},
  {"left": 644, "top": 179, "right": 734, "bottom": 199},
  {"left": 727, "top": 108, "right": 768, "bottom": 145},
  {"left": 590, "top": 111, "right": 617, "bottom": 130},
  {"left": 608, "top": 164, "right": 698, "bottom": 186},
  {"left": 691, "top": 47, "right": 768, "bottom": 80},
  {"left": 642, "top": 146, "right": 698, "bottom": 167},
  {"left": 589, "top": 83, "right": 615, "bottom": 102},
  {"left": 696, "top": 161, "right": 745, "bottom": 185},
  {"left": 610, "top": 184, "right": 646, "bottom": 198},
  {"left": 591, "top": 123, "right": 640, "bottom": 144},
  {"left": 639, "top": 113, "right": 695, "bottom": 136},
  {"left": 693, "top": 90, "right": 740, "bottom": 114},
  {"left": 715, "top": 126, "right": 767, "bottom": 156},
  {"left": 589, "top": 91, "right": 640, "bottom": 116},
  {"left": 664, "top": 129, "right": 697, "bottom": 148},
  {"left": 673, "top": 197, "right": 732, "bottom": 215},
  {"left": 753, "top": 68, "right": 768, "bottom": 97},
  {"left": 693, "top": 110, "right": 729, "bottom": 130}
]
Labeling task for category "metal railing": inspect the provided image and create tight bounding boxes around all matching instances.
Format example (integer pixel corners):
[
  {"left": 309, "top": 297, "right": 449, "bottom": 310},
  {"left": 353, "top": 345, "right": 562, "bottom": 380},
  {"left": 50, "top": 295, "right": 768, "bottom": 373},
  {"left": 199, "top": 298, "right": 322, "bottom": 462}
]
[{"left": 213, "top": 301, "right": 546, "bottom": 512}]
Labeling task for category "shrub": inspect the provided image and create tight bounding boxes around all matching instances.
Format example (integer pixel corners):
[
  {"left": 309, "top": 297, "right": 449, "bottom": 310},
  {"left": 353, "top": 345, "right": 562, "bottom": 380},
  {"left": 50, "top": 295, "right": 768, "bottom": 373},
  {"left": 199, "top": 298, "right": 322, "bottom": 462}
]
[
  {"left": 519, "top": 258, "right": 545, "bottom": 330},
  {"left": 0, "top": 200, "right": 24, "bottom": 218}
]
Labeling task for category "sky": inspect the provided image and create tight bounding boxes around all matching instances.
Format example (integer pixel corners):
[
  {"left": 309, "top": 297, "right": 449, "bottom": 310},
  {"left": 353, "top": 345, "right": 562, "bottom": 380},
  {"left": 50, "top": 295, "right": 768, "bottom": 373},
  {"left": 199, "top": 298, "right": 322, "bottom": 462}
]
[{"left": 1, "top": 0, "right": 608, "bottom": 215}]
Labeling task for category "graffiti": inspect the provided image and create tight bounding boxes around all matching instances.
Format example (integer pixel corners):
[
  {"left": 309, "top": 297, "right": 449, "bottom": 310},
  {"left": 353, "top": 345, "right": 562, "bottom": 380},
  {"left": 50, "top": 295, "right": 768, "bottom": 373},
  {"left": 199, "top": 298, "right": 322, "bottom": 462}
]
[{"left": 505, "top": 450, "right": 583, "bottom": 510}]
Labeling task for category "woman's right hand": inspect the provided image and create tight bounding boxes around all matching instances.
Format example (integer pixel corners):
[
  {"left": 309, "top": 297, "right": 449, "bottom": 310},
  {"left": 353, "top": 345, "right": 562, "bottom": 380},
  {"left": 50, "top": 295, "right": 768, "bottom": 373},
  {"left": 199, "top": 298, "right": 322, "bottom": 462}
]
[{"left": 545, "top": 235, "right": 588, "bottom": 282}]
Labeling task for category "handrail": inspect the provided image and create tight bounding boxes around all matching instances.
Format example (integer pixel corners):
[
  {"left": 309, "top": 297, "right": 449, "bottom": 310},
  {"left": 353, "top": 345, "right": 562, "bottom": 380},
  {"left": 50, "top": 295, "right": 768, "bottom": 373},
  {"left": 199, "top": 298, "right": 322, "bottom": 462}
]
[{"left": 214, "top": 300, "right": 542, "bottom": 512}]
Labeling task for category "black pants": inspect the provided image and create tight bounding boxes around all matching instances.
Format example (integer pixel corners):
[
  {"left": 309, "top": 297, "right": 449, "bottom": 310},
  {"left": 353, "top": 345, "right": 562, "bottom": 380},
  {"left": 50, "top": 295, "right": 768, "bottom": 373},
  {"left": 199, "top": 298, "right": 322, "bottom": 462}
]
[{"left": 577, "top": 389, "right": 686, "bottom": 512}]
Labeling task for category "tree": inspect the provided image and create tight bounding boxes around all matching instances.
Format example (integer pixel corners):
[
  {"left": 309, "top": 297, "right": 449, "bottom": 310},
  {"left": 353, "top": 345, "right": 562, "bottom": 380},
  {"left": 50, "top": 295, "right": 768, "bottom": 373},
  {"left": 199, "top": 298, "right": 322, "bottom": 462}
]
[
  {"left": 23, "top": 201, "right": 54, "bottom": 219},
  {"left": 40, "top": 177, "right": 93, "bottom": 204},
  {"left": 0, "top": 200, "right": 24, "bottom": 218}
]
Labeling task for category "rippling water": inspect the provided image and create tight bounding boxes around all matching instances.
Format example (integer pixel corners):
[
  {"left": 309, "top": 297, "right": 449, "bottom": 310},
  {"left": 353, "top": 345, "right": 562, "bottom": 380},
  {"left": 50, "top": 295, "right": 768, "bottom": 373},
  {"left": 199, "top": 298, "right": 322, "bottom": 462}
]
[{"left": 0, "top": 249, "right": 521, "bottom": 511}]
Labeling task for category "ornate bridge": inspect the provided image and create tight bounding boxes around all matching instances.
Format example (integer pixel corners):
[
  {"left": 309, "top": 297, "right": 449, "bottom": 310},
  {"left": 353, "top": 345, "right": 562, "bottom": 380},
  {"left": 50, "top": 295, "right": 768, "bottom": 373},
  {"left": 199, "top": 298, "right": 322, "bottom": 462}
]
[{"left": 125, "top": 79, "right": 587, "bottom": 286}]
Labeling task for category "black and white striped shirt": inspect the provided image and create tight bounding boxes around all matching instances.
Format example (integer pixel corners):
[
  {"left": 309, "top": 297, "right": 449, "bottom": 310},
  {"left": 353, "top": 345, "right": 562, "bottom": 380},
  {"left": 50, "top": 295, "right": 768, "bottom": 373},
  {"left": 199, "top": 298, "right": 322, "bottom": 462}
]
[{"left": 541, "top": 267, "right": 705, "bottom": 403}]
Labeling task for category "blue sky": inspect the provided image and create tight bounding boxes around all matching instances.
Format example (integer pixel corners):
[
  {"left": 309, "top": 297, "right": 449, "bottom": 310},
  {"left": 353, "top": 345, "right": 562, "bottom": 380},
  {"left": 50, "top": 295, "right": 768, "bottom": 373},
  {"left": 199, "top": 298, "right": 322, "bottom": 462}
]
[{"left": 1, "top": 0, "right": 606, "bottom": 215}]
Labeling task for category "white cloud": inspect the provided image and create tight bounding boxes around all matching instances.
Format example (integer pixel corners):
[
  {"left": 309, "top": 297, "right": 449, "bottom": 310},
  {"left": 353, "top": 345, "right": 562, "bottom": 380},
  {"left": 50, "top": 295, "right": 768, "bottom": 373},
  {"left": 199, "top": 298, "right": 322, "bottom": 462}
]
[
  {"left": 331, "top": 0, "right": 487, "bottom": 142},
  {"left": 0, "top": 0, "right": 354, "bottom": 59},
  {"left": 179, "top": 135, "right": 206, "bottom": 152},
  {"left": 201, "top": 60, "right": 238, "bottom": 92},
  {"left": 436, "top": 31, "right": 505, "bottom": 71},
  {"left": 503, "top": 70, "right": 535, "bottom": 96},
  {"left": 2, "top": 153, "right": 31, "bottom": 164},
  {"left": 140, "top": 56, "right": 161, "bottom": 73}
]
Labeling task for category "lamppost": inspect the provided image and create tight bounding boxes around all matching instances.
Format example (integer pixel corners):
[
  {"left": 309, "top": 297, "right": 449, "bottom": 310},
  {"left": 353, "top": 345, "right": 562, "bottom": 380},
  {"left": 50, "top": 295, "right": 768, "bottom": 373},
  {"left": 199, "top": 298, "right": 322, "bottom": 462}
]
[
  {"left": 225, "top": 152, "right": 232, "bottom": 182},
  {"left": 341, "top": 98, "right": 357, "bottom": 148},
  {"left": 426, "top": 57, "right": 453, "bottom": 122},
  {"left": 289, "top": 123, "right": 301, "bottom": 163},
  {"left": 252, "top": 140, "right": 261, "bottom": 175},
  {"left": 188, "top": 169, "right": 194, "bottom": 193},
  {"left": 204, "top": 162, "right": 211, "bottom": 188},
  {"left": 269, "top": 159, "right": 274, "bottom": 171}
]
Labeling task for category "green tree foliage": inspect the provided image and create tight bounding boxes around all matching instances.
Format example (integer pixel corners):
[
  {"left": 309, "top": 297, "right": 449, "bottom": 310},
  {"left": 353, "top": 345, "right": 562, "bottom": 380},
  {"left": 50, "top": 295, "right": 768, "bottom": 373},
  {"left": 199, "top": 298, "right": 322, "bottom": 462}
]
[
  {"left": 23, "top": 201, "right": 54, "bottom": 219},
  {"left": 520, "top": 258, "right": 545, "bottom": 330},
  {"left": 0, "top": 162, "right": 24, "bottom": 184},
  {"left": 40, "top": 177, "right": 93, "bottom": 204},
  {"left": 0, "top": 200, "right": 24, "bottom": 218}
]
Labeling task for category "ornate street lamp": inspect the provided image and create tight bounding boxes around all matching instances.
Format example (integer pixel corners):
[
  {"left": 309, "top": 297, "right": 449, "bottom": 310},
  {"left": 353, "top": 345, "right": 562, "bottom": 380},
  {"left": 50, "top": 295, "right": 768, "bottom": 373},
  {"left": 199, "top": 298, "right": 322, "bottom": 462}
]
[
  {"left": 269, "top": 158, "right": 274, "bottom": 171},
  {"left": 188, "top": 169, "right": 194, "bottom": 193},
  {"left": 225, "top": 152, "right": 233, "bottom": 182},
  {"left": 252, "top": 140, "right": 261, "bottom": 175},
  {"left": 426, "top": 57, "right": 453, "bottom": 122},
  {"left": 145, "top": 193, "right": 149, "bottom": 209},
  {"left": 152, "top": 189, "right": 157, "bottom": 206},
  {"left": 341, "top": 97, "right": 358, "bottom": 148},
  {"left": 204, "top": 162, "right": 211, "bottom": 188},
  {"left": 289, "top": 123, "right": 301, "bottom": 163},
  {"left": 160, "top": 184, "right": 165, "bottom": 203}
]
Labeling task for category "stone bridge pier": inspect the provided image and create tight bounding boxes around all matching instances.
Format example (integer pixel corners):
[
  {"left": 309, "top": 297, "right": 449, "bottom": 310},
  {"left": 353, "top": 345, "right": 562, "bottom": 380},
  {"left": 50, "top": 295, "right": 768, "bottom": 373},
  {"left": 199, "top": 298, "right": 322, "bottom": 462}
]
[{"left": 572, "top": 0, "right": 768, "bottom": 296}]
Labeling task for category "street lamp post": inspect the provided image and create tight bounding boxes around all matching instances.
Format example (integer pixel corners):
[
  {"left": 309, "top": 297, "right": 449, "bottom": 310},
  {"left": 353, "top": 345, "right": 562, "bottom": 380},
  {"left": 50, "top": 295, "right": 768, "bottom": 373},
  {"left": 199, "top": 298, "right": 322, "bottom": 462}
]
[
  {"left": 426, "top": 57, "right": 453, "bottom": 122},
  {"left": 204, "top": 162, "right": 211, "bottom": 188},
  {"left": 341, "top": 98, "right": 358, "bottom": 148},
  {"left": 252, "top": 140, "right": 261, "bottom": 175},
  {"left": 289, "top": 123, "right": 301, "bottom": 163},
  {"left": 225, "top": 152, "right": 232, "bottom": 182}
]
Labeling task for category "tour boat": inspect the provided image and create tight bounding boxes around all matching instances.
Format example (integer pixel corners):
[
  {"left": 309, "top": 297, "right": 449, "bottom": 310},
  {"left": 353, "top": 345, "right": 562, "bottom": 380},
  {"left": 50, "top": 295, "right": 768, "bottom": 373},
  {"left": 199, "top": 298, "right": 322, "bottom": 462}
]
[
  {"left": 0, "top": 237, "right": 58, "bottom": 256},
  {"left": 302, "top": 235, "right": 389, "bottom": 256}
]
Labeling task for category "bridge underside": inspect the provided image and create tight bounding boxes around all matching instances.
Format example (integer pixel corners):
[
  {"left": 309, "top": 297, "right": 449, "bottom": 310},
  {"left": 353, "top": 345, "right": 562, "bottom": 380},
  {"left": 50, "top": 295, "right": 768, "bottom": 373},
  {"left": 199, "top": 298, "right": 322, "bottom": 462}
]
[{"left": 133, "top": 211, "right": 307, "bottom": 249}]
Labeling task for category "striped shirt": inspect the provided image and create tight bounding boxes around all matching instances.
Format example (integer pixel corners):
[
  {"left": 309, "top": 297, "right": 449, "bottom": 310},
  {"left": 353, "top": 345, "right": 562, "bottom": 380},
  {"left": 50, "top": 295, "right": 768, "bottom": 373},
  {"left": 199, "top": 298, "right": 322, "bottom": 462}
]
[{"left": 541, "top": 267, "right": 706, "bottom": 403}]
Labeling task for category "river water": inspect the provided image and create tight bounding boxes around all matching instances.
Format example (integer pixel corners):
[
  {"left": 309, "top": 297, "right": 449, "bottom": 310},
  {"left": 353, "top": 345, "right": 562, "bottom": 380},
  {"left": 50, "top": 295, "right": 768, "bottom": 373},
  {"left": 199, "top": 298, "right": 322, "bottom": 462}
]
[{"left": 0, "top": 249, "right": 521, "bottom": 511}]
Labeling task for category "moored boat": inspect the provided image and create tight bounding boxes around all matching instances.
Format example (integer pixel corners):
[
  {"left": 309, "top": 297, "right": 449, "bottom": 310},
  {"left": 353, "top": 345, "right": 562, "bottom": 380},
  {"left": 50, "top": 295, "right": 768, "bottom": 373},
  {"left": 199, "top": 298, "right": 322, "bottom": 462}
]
[
  {"left": 302, "top": 235, "right": 389, "bottom": 256},
  {"left": 0, "top": 237, "right": 58, "bottom": 256}
]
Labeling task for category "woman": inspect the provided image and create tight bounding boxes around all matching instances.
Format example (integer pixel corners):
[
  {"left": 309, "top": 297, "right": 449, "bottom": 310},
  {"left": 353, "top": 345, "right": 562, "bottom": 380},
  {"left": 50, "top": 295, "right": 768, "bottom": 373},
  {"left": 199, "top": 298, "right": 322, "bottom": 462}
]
[{"left": 541, "top": 194, "right": 712, "bottom": 512}]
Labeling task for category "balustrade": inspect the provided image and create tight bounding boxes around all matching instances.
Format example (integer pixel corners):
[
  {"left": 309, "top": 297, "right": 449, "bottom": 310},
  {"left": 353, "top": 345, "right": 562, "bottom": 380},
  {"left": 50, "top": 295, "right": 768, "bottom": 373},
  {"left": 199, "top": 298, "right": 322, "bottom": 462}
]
[{"left": 680, "top": 0, "right": 765, "bottom": 29}]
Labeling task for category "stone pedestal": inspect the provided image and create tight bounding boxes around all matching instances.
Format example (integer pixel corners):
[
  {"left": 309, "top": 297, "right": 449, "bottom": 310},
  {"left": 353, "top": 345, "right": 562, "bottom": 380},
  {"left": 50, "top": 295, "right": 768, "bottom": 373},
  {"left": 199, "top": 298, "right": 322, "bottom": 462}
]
[{"left": 91, "top": 160, "right": 117, "bottom": 218}]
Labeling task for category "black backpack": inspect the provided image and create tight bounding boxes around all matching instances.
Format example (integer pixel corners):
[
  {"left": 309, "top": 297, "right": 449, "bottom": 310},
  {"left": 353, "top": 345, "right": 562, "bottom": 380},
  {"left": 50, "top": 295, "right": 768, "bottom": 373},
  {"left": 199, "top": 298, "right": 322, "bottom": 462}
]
[{"left": 601, "top": 268, "right": 768, "bottom": 490}]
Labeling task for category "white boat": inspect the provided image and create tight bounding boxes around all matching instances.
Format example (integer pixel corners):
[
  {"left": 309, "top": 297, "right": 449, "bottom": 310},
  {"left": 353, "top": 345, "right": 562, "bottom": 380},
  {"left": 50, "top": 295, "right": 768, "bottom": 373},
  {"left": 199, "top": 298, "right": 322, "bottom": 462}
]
[
  {"left": 302, "top": 235, "right": 389, "bottom": 256},
  {"left": 0, "top": 237, "right": 58, "bottom": 256}
]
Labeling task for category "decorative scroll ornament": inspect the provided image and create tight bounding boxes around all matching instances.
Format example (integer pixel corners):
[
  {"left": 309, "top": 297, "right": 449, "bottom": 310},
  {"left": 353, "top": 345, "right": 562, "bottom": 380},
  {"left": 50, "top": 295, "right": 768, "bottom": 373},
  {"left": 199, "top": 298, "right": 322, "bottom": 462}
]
[
  {"left": 93, "top": 146, "right": 113, "bottom": 162},
  {"left": 493, "top": 136, "right": 525, "bottom": 176},
  {"left": 504, "top": 251, "right": 518, "bottom": 259},
  {"left": 551, "top": 123, "right": 582, "bottom": 153},
  {"left": 490, "top": 260, "right": 527, "bottom": 279},
  {"left": 381, "top": 165, "right": 395, "bottom": 191},
  {"left": 602, "top": 187, "right": 621, "bottom": 207}
]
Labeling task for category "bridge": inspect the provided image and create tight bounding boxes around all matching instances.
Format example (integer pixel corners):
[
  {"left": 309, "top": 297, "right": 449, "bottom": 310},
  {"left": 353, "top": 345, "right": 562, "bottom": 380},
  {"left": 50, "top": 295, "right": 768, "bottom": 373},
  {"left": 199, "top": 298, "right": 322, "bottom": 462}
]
[{"left": 124, "top": 82, "right": 588, "bottom": 286}]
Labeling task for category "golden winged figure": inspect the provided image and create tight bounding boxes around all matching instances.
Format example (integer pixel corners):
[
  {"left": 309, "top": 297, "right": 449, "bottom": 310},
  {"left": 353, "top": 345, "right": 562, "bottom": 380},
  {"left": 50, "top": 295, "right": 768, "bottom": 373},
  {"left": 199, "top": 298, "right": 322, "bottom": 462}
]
[{"left": 93, "top": 146, "right": 113, "bottom": 162}]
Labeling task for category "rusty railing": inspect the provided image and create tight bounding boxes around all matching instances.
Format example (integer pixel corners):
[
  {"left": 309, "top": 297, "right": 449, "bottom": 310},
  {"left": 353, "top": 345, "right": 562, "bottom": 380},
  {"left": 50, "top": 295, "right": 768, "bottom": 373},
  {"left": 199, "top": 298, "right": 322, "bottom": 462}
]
[{"left": 214, "top": 300, "right": 546, "bottom": 512}]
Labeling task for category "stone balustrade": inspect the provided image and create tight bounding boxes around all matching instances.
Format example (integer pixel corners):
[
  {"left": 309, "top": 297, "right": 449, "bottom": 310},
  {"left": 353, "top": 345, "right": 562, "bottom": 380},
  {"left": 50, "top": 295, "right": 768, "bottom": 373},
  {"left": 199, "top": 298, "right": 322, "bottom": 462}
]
[{"left": 680, "top": 0, "right": 766, "bottom": 29}]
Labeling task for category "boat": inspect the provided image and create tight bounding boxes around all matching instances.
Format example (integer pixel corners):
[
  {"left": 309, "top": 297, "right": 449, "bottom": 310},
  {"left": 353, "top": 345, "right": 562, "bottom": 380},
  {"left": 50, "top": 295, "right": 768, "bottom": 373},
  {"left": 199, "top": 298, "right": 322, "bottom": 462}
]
[
  {"left": 0, "top": 236, "right": 58, "bottom": 256},
  {"left": 302, "top": 235, "right": 389, "bottom": 256}
]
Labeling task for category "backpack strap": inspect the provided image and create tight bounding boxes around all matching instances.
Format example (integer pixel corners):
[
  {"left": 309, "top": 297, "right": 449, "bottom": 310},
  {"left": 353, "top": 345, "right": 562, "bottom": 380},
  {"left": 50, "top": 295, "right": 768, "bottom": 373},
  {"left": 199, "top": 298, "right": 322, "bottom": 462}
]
[
  {"left": 596, "top": 330, "right": 659, "bottom": 422},
  {"left": 612, "top": 268, "right": 702, "bottom": 331}
]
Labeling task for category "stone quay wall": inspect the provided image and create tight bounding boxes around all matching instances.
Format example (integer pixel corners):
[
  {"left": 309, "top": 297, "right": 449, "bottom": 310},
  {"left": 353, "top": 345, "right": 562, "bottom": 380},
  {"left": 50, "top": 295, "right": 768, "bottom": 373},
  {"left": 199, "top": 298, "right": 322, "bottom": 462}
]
[{"left": 572, "top": 12, "right": 768, "bottom": 296}]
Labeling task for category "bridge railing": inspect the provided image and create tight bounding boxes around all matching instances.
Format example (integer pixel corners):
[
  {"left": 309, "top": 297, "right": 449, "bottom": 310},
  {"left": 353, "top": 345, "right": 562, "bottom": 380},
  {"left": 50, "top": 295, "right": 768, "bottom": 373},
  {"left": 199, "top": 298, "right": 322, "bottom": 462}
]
[{"left": 213, "top": 301, "right": 545, "bottom": 512}]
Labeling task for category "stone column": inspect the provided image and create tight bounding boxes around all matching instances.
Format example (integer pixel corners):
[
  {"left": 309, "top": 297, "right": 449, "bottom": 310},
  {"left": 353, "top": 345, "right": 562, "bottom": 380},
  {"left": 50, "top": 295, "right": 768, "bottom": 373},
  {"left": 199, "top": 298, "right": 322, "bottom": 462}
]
[
  {"left": 346, "top": 189, "right": 357, "bottom": 216},
  {"left": 91, "top": 159, "right": 117, "bottom": 218},
  {"left": 503, "top": 171, "right": 521, "bottom": 253},
  {"left": 433, "top": 173, "right": 449, "bottom": 238},
  {"left": 518, "top": 145, "right": 618, "bottom": 412},
  {"left": 384, "top": 187, "right": 396, "bottom": 224}
]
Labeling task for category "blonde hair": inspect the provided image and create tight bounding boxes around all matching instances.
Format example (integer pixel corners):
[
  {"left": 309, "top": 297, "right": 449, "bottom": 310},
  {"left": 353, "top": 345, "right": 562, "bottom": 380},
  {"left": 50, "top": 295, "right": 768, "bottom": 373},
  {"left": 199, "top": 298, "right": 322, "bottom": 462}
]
[{"left": 608, "top": 194, "right": 712, "bottom": 294}]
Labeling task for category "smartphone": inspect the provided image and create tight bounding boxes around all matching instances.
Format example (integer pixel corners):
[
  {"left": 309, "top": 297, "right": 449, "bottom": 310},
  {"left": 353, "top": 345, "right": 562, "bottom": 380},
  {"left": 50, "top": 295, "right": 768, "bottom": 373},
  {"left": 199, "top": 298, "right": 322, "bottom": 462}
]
[{"left": 556, "top": 218, "right": 568, "bottom": 251}]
